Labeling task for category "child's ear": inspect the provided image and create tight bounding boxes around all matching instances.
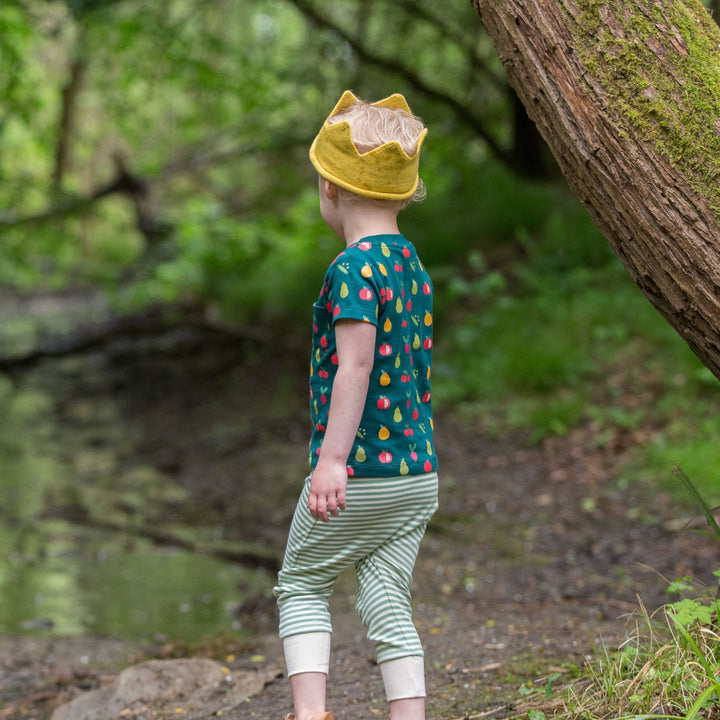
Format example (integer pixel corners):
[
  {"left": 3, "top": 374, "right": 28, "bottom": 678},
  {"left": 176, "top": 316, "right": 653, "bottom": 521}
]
[{"left": 324, "top": 179, "right": 338, "bottom": 200}]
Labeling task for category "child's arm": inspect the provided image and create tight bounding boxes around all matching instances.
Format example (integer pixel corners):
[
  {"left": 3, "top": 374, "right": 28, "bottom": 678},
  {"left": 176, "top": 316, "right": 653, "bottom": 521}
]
[{"left": 308, "top": 318, "right": 376, "bottom": 523}]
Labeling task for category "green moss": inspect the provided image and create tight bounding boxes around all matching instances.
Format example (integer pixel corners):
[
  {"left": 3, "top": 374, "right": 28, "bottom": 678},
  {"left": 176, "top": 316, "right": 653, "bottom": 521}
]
[{"left": 573, "top": 1, "right": 720, "bottom": 217}]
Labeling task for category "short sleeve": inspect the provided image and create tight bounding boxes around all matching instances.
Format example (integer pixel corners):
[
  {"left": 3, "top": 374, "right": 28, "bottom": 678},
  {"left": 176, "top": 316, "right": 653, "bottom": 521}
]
[{"left": 326, "top": 254, "right": 380, "bottom": 326}]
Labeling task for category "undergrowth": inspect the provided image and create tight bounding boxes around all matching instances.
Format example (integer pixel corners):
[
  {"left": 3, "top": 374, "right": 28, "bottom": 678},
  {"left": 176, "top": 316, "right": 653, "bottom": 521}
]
[
  {"left": 514, "top": 471, "right": 720, "bottom": 720},
  {"left": 432, "top": 191, "right": 720, "bottom": 502}
]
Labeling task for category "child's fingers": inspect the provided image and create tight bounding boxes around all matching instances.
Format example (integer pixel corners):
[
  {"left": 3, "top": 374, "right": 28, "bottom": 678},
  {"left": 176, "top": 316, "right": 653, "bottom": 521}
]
[{"left": 308, "top": 490, "right": 345, "bottom": 522}]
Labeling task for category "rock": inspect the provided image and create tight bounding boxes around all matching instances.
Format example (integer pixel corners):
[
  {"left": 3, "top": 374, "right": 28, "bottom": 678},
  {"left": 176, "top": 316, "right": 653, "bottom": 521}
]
[{"left": 50, "top": 657, "right": 280, "bottom": 720}]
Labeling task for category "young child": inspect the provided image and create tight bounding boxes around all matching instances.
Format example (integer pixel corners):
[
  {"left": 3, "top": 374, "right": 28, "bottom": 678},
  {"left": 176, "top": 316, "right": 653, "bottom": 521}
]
[{"left": 274, "top": 90, "right": 438, "bottom": 720}]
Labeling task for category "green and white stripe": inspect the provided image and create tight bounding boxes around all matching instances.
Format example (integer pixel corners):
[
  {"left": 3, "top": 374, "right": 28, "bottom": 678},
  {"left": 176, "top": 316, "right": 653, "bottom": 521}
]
[{"left": 274, "top": 472, "right": 438, "bottom": 663}]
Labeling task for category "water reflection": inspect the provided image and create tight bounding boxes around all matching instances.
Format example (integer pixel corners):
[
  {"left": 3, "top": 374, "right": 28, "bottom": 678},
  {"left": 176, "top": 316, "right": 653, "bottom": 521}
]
[{"left": 0, "top": 358, "right": 264, "bottom": 642}]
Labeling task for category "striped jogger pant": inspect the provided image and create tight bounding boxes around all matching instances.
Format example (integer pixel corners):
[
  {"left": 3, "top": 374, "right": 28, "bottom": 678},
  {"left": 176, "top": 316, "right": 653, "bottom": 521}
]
[{"left": 274, "top": 471, "right": 438, "bottom": 664}]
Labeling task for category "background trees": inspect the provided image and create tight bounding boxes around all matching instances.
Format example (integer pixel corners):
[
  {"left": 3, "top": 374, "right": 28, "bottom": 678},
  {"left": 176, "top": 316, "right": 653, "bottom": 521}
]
[
  {"left": 0, "top": 0, "right": 561, "bottom": 318},
  {"left": 2, "top": 0, "right": 720, "bottom": 489}
]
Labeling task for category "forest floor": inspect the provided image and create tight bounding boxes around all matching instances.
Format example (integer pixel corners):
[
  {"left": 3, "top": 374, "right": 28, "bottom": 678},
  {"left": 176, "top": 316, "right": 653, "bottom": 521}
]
[{"left": 1, "top": 332, "right": 719, "bottom": 720}]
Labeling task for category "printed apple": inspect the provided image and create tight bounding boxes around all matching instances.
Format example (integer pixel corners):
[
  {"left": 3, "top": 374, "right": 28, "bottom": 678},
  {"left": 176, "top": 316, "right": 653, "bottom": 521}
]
[
  {"left": 359, "top": 288, "right": 374, "bottom": 301},
  {"left": 379, "top": 451, "right": 393, "bottom": 464},
  {"left": 377, "top": 396, "right": 391, "bottom": 410},
  {"left": 379, "top": 343, "right": 392, "bottom": 356}
]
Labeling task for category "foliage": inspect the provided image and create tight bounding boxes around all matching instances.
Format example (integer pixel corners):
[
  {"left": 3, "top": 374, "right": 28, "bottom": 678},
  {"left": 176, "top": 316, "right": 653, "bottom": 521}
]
[
  {"left": 2, "top": 0, "right": 720, "bottom": 493},
  {"left": 0, "top": 0, "right": 508, "bottom": 292},
  {"left": 556, "top": 473, "right": 720, "bottom": 720}
]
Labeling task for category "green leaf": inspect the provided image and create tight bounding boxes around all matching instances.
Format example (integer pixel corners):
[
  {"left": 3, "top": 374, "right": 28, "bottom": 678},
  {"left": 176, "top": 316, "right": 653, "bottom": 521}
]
[{"left": 668, "top": 598, "right": 713, "bottom": 627}]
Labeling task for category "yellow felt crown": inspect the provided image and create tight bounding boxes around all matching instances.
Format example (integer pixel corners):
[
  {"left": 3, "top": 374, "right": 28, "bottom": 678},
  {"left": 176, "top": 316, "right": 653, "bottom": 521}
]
[{"left": 309, "top": 90, "right": 427, "bottom": 201}]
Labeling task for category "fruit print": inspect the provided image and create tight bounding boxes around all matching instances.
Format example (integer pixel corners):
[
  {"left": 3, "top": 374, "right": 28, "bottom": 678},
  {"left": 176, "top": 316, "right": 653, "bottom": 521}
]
[{"left": 308, "top": 236, "right": 436, "bottom": 478}]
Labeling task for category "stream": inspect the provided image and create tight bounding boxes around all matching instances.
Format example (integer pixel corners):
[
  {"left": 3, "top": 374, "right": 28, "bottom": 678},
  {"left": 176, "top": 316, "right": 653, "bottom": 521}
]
[{"left": 0, "top": 293, "right": 294, "bottom": 643}]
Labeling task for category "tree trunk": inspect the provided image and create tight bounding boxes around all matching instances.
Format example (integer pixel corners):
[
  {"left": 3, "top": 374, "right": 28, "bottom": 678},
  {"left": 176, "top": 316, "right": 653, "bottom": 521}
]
[{"left": 470, "top": 0, "right": 720, "bottom": 380}]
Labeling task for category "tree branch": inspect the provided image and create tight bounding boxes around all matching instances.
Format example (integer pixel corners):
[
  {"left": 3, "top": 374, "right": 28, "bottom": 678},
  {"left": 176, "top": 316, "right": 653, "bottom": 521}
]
[
  {"left": 0, "top": 301, "right": 274, "bottom": 374},
  {"left": 52, "top": 44, "right": 87, "bottom": 191},
  {"left": 287, "top": 0, "right": 516, "bottom": 167}
]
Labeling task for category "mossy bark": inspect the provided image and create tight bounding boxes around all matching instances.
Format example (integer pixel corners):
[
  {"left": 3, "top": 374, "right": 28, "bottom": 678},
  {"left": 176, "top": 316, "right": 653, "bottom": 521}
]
[{"left": 470, "top": 0, "right": 720, "bottom": 380}]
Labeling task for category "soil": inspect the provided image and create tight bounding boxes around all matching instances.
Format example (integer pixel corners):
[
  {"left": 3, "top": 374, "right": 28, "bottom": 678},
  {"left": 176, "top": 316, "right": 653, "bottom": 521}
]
[{"left": 1, "top": 336, "right": 718, "bottom": 720}]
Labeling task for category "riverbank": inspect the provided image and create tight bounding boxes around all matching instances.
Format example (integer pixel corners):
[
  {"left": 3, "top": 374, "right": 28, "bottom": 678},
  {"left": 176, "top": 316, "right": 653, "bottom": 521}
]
[{"left": 2, "top": 411, "right": 717, "bottom": 719}]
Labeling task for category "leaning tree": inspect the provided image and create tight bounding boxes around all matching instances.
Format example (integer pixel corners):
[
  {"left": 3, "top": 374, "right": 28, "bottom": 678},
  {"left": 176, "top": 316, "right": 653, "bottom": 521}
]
[{"left": 470, "top": 0, "right": 720, "bottom": 380}]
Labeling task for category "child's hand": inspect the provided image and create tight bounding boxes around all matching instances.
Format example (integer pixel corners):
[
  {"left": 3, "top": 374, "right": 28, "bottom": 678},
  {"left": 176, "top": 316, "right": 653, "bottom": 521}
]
[{"left": 308, "top": 462, "right": 348, "bottom": 523}]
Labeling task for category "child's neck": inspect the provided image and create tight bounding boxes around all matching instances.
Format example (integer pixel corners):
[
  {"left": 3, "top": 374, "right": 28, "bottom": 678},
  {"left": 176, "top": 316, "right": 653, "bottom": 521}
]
[{"left": 338, "top": 206, "right": 401, "bottom": 247}]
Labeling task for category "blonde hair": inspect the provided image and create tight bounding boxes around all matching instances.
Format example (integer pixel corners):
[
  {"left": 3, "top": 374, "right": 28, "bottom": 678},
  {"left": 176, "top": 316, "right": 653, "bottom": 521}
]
[{"left": 328, "top": 99, "right": 427, "bottom": 204}]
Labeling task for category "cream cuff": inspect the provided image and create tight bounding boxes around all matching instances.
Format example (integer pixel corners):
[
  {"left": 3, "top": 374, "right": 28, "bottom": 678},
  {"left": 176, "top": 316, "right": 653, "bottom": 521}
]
[
  {"left": 380, "top": 655, "right": 426, "bottom": 700},
  {"left": 283, "top": 631, "right": 332, "bottom": 676}
]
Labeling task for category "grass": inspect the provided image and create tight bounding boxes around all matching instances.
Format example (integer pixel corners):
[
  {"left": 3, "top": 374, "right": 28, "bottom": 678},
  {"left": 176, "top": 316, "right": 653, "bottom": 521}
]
[
  {"left": 432, "top": 200, "right": 720, "bottom": 497},
  {"left": 567, "top": 598, "right": 720, "bottom": 719},
  {"left": 500, "top": 472, "right": 720, "bottom": 720}
]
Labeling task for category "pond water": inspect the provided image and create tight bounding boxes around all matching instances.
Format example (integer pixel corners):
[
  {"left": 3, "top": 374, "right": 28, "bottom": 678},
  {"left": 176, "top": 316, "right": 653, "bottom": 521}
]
[{"left": 0, "top": 298, "right": 274, "bottom": 643}]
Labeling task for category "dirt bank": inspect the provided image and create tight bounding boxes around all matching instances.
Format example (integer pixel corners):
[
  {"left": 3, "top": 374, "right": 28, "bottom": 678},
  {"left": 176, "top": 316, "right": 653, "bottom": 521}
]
[{"left": 1, "top": 345, "right": 718, "bottom": 719}]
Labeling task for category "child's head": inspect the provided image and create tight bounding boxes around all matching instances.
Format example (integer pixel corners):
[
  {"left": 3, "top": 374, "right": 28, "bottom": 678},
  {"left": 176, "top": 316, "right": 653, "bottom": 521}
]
[{"left": 309, "top": 90, "right": 427, "bottom": 206}]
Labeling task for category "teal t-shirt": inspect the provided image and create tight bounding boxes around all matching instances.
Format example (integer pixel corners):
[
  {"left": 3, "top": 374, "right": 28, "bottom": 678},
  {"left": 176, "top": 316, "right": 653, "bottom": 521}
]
[{"left": 308, "top": 234, "right": 437, "bottom": 477}]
